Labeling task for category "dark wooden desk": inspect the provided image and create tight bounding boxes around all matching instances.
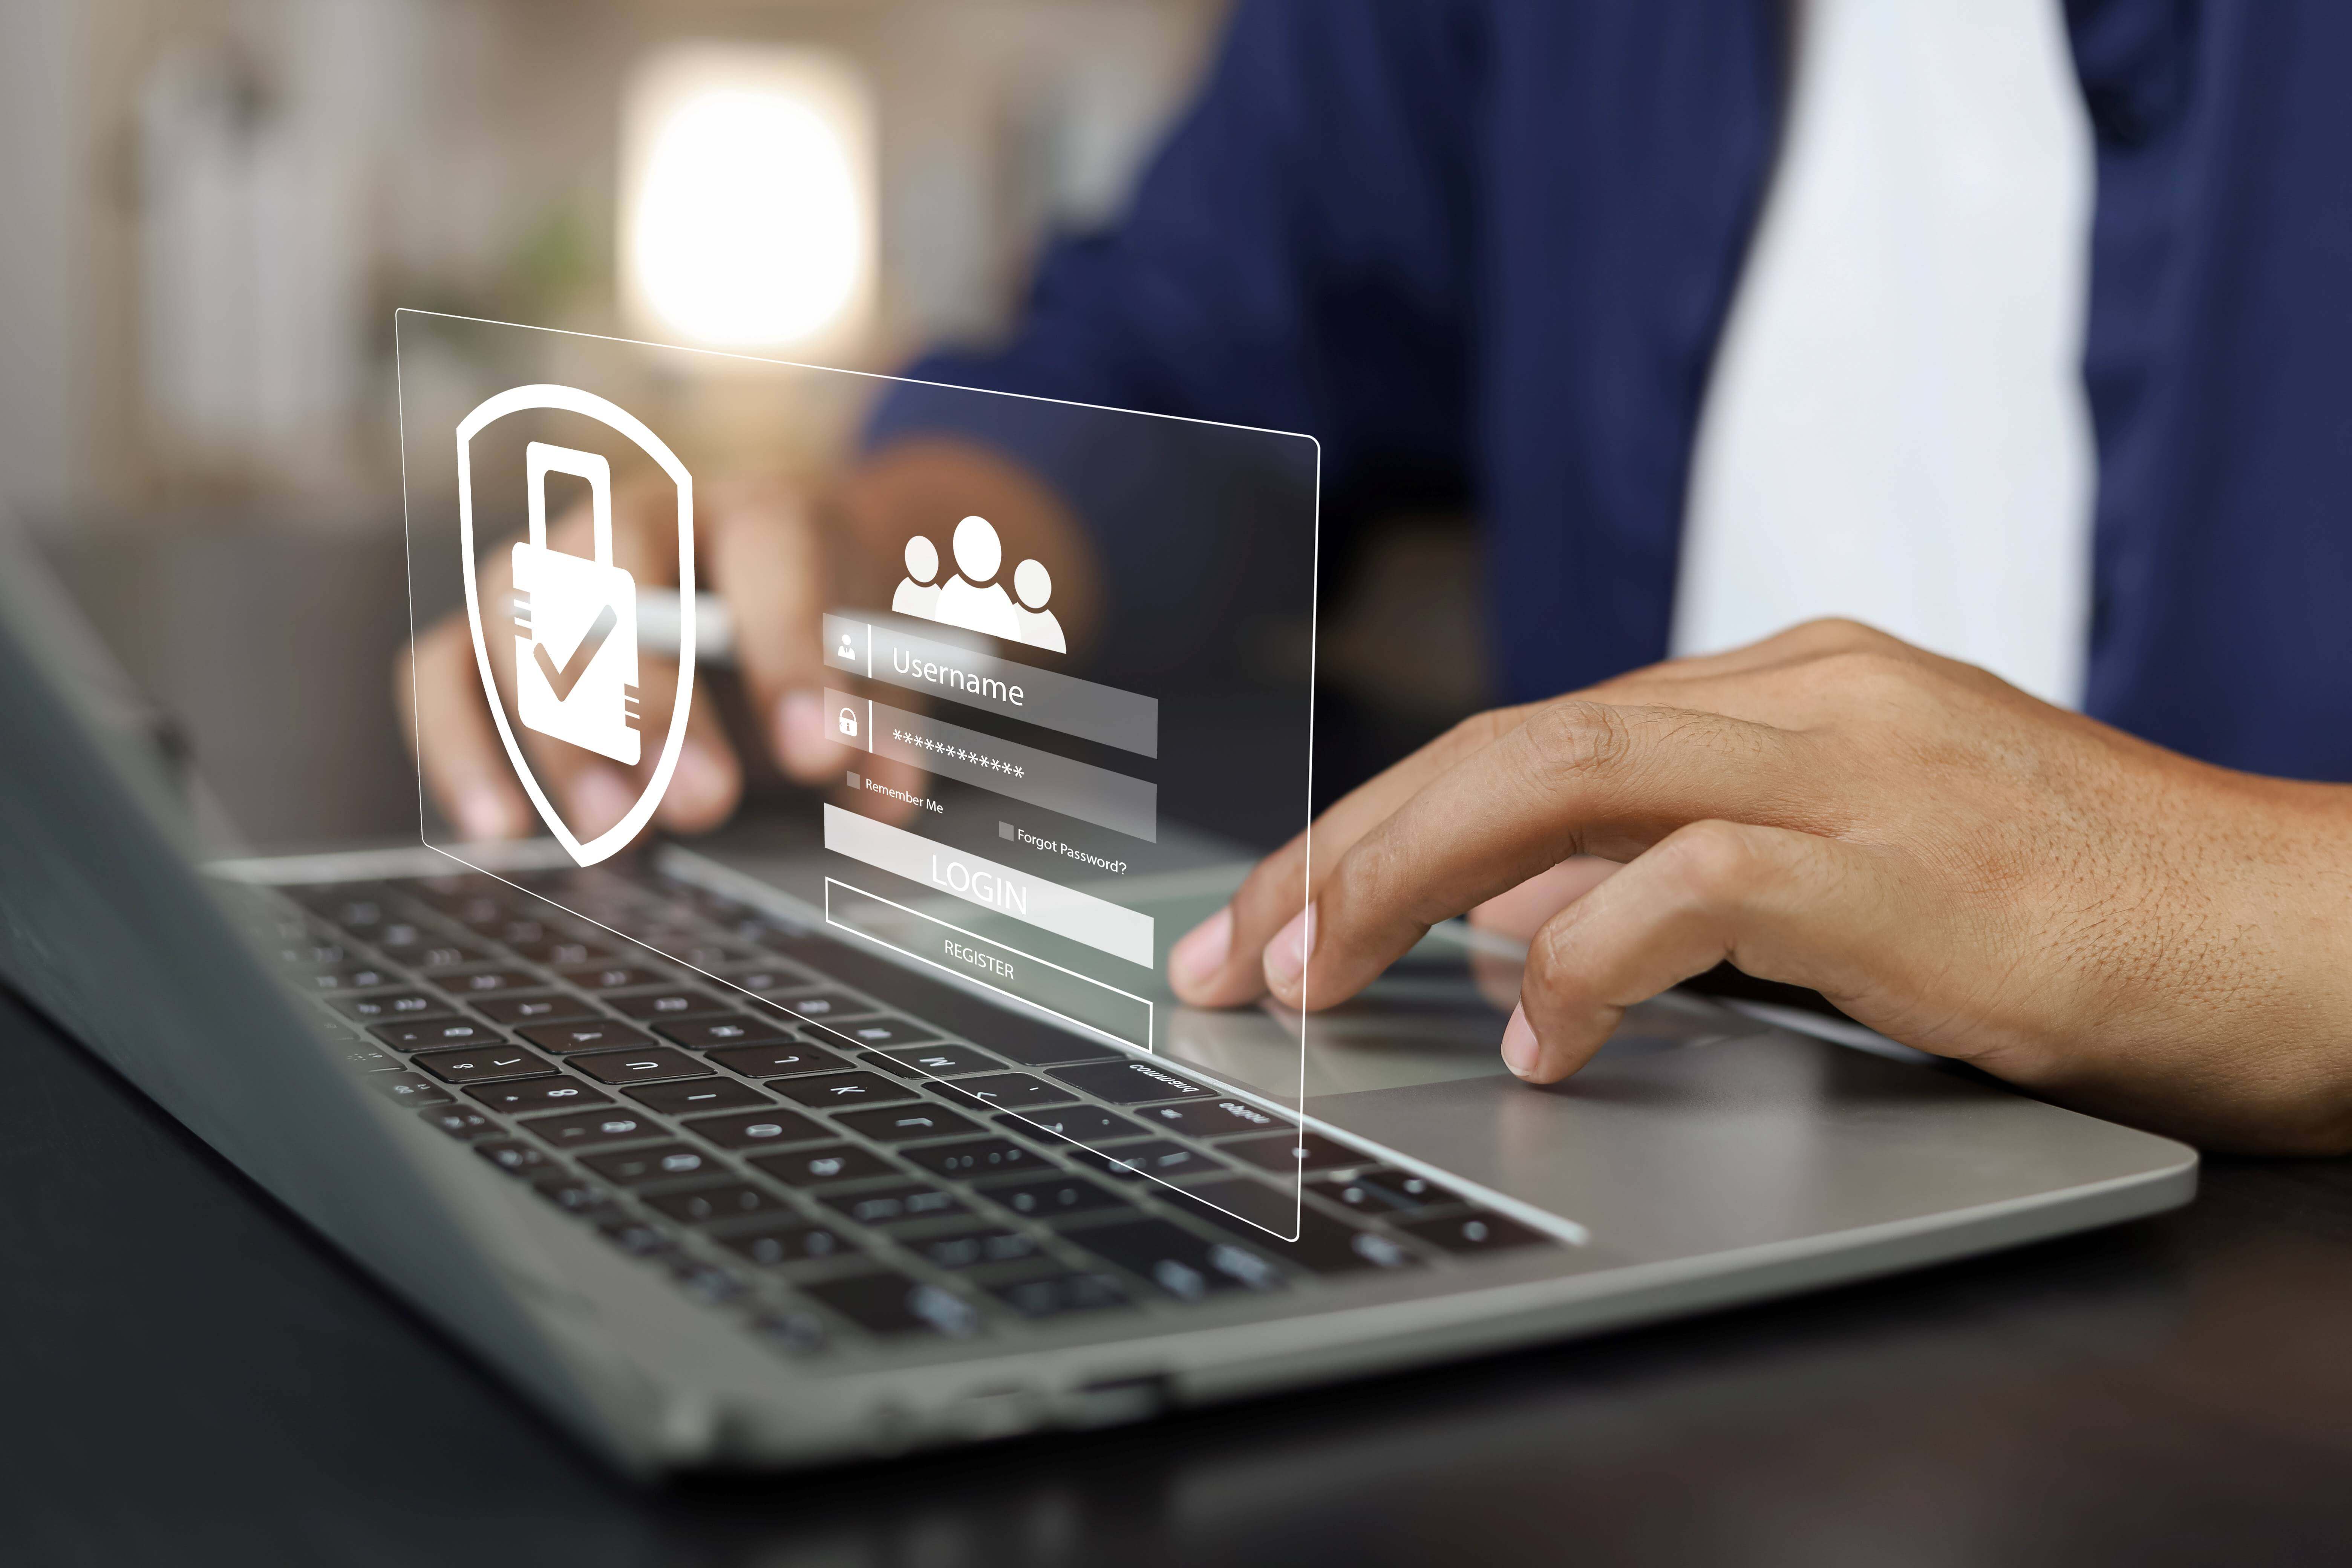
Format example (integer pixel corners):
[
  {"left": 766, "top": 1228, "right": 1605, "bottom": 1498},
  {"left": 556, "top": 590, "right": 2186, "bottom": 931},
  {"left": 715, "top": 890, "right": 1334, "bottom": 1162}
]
[{"left": 6, "top": 980, "right": 2349, "bottom": 1566}]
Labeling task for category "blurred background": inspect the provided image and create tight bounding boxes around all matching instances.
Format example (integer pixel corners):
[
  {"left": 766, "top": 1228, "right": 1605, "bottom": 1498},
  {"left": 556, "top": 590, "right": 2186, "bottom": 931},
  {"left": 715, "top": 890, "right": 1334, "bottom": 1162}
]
[{"left": 0, "top": 0, "right": 1483, "bottom": 849}]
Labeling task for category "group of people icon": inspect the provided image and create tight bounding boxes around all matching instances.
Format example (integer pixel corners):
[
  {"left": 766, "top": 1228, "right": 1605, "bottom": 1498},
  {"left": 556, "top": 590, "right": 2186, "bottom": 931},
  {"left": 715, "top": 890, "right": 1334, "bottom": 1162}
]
[{"left": 891, "top": 515, "right": 1066, "bottom": 653}]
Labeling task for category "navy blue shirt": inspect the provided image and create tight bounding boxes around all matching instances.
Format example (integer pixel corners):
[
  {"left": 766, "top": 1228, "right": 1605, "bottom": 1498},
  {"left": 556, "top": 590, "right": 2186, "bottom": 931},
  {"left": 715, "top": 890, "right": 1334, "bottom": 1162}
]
[{"left": 872, "top": 0, "right": 2352, "bottom": 780}]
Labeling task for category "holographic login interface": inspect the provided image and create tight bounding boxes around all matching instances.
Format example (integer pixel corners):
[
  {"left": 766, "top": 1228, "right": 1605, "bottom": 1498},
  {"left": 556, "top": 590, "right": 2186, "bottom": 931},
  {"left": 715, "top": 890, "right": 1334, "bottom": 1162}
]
[{"left": 398, "top": 310, "right": 1320, "bottom": 1239}]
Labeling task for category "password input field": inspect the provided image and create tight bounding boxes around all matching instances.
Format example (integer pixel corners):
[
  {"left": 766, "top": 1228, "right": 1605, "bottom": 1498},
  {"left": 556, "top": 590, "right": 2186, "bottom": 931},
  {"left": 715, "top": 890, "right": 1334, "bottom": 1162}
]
[{"left": 827, "top": 686, "right": 1156, "bottom": 841}]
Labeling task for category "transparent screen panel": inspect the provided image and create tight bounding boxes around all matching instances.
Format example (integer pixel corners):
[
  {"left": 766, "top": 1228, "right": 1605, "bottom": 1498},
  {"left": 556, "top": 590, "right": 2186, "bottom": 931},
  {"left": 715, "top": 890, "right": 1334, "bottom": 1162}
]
[{"left": 397, "top": 311, "right": 1317, "bottom": 1243}]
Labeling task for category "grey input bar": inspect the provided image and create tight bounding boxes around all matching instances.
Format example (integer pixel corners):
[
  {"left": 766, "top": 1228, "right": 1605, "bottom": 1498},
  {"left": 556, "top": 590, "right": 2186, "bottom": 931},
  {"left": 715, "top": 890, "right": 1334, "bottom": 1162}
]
[
  {"left": 825, "top": 878, "right": 1154, "bottom": 1051},
  {"left": 828, "top": 687, "right": 1156, "bottom": 842},
  {"left": 824, "top": 613, "right": 1159, "bottom": 758}
]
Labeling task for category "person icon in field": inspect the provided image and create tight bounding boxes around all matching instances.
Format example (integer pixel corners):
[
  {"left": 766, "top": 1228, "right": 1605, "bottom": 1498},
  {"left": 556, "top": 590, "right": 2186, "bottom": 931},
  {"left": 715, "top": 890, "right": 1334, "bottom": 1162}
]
[
  {"left": 931, "top": 515, "right": 1021, "bottom": 640},
  {"left": 1011, "top": 559, "right": 1066, "bottom": 653},
  {"left": 891, "top": 534, "right": 943, "bottom": 619}
]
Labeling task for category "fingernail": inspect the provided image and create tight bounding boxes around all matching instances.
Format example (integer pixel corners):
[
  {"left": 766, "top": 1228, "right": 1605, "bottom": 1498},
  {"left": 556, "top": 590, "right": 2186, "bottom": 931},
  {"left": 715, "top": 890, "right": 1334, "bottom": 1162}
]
[
  {"left": 454, "top": 782, "right": 517, "bottom": 841},
  {"left": 1169, "top": 906, "right": 1233, "bottom": 993},
  {"left": 778, "top": 689, "right": 840, "bottom": 773},
  {"left": 1500, "top": 1005, "right": 1540, "bottom": 1078},
  {"left": 662, "top": 740, "right": 728, "bottom": 824},
  {"left": 571, "top": 768, "right": 636, "bottom": 838},
  {"left": 1264, "top": 904, "right": 1315, "bottom": 993}
]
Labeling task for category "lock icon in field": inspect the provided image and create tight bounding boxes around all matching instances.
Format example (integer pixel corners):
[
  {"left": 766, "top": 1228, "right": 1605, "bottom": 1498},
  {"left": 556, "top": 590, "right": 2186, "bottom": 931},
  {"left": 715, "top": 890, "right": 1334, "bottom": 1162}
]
[
  {"left": 838, "top": 706, "right": 859, "bottom": 738},
  {"left": 512, "top": 442, "right": 642, "bottom": 766}
]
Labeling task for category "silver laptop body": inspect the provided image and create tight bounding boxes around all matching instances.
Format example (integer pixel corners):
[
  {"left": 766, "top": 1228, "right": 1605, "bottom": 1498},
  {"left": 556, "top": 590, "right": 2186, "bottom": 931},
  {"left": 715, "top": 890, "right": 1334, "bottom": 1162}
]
[{"left": 0, "top": 544, "right": 2195, "bottom": 1477}]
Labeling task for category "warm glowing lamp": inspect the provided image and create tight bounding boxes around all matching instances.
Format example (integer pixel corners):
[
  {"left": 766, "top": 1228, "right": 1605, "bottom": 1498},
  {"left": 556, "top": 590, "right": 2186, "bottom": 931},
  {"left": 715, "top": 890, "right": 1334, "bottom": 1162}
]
[{"left": 620, "top": 44, "right": 875, "bottom": 354}]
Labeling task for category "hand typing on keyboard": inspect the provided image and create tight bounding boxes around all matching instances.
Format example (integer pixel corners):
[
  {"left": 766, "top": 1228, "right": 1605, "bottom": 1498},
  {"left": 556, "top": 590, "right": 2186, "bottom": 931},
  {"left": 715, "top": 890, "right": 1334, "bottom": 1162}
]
[{"left": 1168, "top": 618, "right": 2352, "bottom": 1155}]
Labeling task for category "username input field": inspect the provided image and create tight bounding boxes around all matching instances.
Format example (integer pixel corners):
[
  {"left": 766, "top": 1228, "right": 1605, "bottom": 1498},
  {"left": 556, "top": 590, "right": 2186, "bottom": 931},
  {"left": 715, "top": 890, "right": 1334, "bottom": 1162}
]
[{"left": 823, "top": 613, "right": 1158, "bottom": 758}]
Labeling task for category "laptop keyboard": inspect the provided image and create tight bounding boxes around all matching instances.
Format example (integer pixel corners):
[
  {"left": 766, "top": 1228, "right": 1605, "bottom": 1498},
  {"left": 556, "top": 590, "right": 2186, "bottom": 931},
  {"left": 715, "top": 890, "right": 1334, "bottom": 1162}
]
[{"left": 250, "top": 864, "right": 1565, "bottom": 1360}]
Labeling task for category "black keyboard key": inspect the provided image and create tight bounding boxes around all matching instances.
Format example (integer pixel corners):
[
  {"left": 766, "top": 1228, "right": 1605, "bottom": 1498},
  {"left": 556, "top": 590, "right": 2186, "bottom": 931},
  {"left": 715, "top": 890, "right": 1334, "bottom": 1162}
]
[
  {"left": 954, "top": 1022, "right": 1125, "bottom": 1070},
  {"left": 705, "top": 1041, "right": 850, "bottom": 1078},
  {"left": 473, "top": 1138, "right": 551, "bottom": 1177},
  {"left": 371, "top": 1017, "right": 507, "bottom": 1052},
  {"left": 303, "top": 965, "right": 404, "bottom": 992},
  {"left": 683, "top": 1109, "right": 828, "bottom": 1150},
  {"left": 653, "top": 1015, "right": 793, "bottom": 1050},
  {"left": 412, "top": 1045, "right": 555, "bottom": 1084},
  {"left": 818, "top": 1184, "right": 968, "bottom": 1227},
  {"left": 368, "top": 1072, "right": 452, "bottom": 1107},
  {"left": 938, "top": 1073, "right": 1078, "bottom": 1112},
  {"left": 607, "top": 988, "right": 730, "bottom": 1020},
  {"left": 473, "top": 993, "right": 599, "bottom": 1026},
  {"left": 829, "top": 1104, "right": 983, "bottom": 1143},
  {"left": 642, "top": 1182, "right": 786, "bottom": 1224},
  {"left": 1395, "top": 1212, "right": 1554, "bottom": 1256},
  {"left": 668, "top": 1258, "right": 749, "bottom": 1305},
  {"left": 420, "top": 1106, "right": 498, "bottom": 1139},
  {"left": 526, "top": 1107, "right": 663, "bottom": 1148},
  {"left": 747, "top": 1310, "right": 829, "bottom": 1354},
  {"left": 466, "top": 1077, "right": 610, "bottom": 1114},
  {"left": 518, "top": 1020, "right": 656, "bottom": 1055},
  {"left": 339, "top": 1045, "right": 400, "bottom": 1072},
  {"left": 579, "top": 1142, "right": 721, "bottom": 1187},
  {"left": 569, "top": 1046, "right": 714, "bottom": 1085},
  {"left": 1068, "top": 1140, "right": 1231, "bottom": 1184},
  {"left": 528, "top": 1168, "right": 612, "bottom": 1215},
  {"left": 1218, "top": 1131, "right": 1366, "bottom": 1175},
  {"left": 801, "top": 1272, "right": 981, "bottom": 1338},
  {"left": 559, "top": 964, "right": 667, "bottom": 992},
  {"left": 899, "top": 1137, "right": 1051, "bottom": 1180},
  {"left": 595, "top": 1215, "right": 677, "bottom": 1257},
  {"left": 713, "top": 963, "right": 818, "bottom": 993},
  {"left": 433, "top": 969, "right": 538, "bottom": 997},
  {"left": 1046, "top": 1058, "right": 1223, "bottom": 1106},
  {"left": 334, "top": 991, "right": 449, "bottom": 1022},
  {"left": 770, "top": 1071, "right": 917, "bottom": 1109},
  {"left": 748, "top": 1144, "right": 901, "bottom": 1187},
  {"left": 294, "top": 887, "right": 394, "bottom": 929},
  {"left": 377, "top": 934, "right": 496, "bottom": 970},
  {"left": 511, "top": 936, "right": 615, "bottom": 967},
  {"left": 1129, "top": 1098, "right": 1291, "bottom": 1138},
  {"left": 663, "top": 942, "right": 760, "bottom": 971},
  {"left": 874, "top": 1043, "right": 1006, "bottom": 1078},
  {"left": 625, "top": 1078, "right": 771, "bottom": 1115},
  {"left": 753, "top": 988, "right": 867, "bottom": 1024},
  {"left": 1312, "top": 1167, "right": 1463, "bottom": 1215},
  {"left": 1158, "top": 1179, "right": 1420, "bottom": 1275},
  {"left": 906, "top": 1227, "right": 1043, "bottom": 1270},
  {"left": 717, "top": 1220, "right": 851, "bottom": 1266},
  {"left": 809, "top": 1017, "right": 936, "bottom": 1051},
  {"left": 989, "top": 1272, "right": 1129, "bottom": 1318},
  {"left": 1000, "top": 1107, "right": 1150, "bottom": 1145},
  {"left": 1069, "top": 1218, "right": 1283, "bottom": 1300},
  {"left": 973, "top": 1173, "right": 1129, "bottom": 1221}
]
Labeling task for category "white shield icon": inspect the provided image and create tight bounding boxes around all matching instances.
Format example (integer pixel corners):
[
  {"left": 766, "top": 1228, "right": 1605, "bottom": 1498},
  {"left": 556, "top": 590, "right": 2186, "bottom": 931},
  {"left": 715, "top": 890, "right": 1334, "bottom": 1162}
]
[{"left": 455, "top": 384, "right": 695, "bottom": 867}]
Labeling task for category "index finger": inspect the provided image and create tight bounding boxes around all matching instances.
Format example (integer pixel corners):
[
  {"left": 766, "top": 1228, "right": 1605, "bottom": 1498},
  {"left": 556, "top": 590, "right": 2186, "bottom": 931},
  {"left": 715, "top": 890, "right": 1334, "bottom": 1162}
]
[
  {"left": 1272, "top": 699, "right": 1824, "bottom": 1013},
  {"left": 1168, "top": 701, "right": 1538, "bottom": 1006}
]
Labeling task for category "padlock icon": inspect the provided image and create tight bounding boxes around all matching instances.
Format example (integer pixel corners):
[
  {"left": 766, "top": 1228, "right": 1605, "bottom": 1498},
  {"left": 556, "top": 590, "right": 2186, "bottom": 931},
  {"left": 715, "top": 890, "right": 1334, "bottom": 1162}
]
[
  {"left": 512, "top": 441, "right": 642, "bottom": 765},
  {"left": 838, "top": 706, "right": 859, "bottom": 739}
]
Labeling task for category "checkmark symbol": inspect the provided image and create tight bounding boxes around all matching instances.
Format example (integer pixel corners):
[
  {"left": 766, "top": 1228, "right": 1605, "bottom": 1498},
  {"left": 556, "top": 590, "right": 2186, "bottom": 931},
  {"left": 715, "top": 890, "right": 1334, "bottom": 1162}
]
[{"left": 533, "top": 603, "right": 618, "bottom": 701}]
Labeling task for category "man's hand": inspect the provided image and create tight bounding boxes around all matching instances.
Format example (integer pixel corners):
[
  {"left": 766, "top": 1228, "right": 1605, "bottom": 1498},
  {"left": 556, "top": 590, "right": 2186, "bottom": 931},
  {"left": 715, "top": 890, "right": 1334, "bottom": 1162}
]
[
  {"left": 397, "top": 437, "right": 1094, "bottom": 848},
  {"left": 1167, "top": 620, "right": 2352, "bottom": 1155}
]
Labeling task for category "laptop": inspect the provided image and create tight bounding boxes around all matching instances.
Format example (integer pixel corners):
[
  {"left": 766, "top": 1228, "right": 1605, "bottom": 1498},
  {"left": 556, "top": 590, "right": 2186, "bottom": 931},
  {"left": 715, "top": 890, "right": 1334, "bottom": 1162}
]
[{"left": 0, "top": 344, "right": 2195, "bottom": 1476}]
